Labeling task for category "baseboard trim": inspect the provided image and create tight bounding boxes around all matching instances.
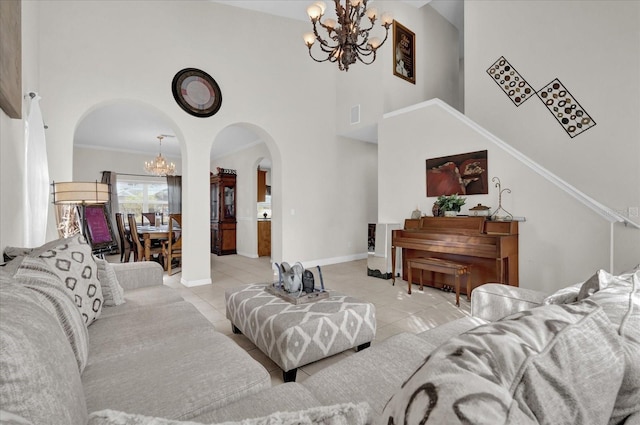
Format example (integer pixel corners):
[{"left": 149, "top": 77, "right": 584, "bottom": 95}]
[
  {"left": 236, "top": 251, "right": 259, "bottom": 259},
  {"left": 298, "top": 253, "right": 368, "bottom": 269},
  {"left": 180, "top": 277, "right": 212, "bottom": 287}
]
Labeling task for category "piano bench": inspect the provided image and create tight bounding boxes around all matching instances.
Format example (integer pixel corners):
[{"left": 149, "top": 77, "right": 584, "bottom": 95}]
[{"left": 406, "top": 257, "right": 471, "bottom": 307}]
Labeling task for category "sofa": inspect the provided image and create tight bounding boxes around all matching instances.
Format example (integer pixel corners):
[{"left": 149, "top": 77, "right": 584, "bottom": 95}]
[
  {"left": 198, "top": 268, "right": 640, "bottom": 425},
  {"left": 0, "top": 235, "right": 271, "bottom": 424},
  {"left": 1, "top": 234, "right": 639, "bottom": 425}
]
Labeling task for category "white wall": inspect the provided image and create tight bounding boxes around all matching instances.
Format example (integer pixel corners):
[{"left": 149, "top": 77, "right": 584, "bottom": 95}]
[
  {"left": 335, "top": 2, "right": 460, "bottom": 140},
  {"left": 73, "top": 146, "right": 182, "bottom": 182},
  {"left": 32, "top": 1, "right": 413, "bottom": 283},
  {"left": 211, "top": 135, "right": 378, "bottom": 266},
  {"left": 34, "top": 1, "right": 339, "bottom": 285},
  {"left": 379, "top": 101, "right": 622, "bottom": 293},
  {"left": 211, "top": 141, "right": 272, "bottom": 259},
  {"left": 465, "top": 1, "right": 640, "bottom": 237},
  {"left": 377, "top": 0, "right": 640, "bottom": 286}
]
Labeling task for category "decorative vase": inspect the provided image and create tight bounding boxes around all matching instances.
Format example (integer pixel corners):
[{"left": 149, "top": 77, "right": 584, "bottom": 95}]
[
  {"left": 432, "top": 203, "right": 441, "bottom": 217},
  {"left": 444, "top": 210, "right": 457, "bottom": 217},
  {"left": 469, "top": 203, "right": 491, "bottom": 216}
]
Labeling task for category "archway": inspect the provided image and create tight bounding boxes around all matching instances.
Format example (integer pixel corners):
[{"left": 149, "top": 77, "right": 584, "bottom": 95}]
[
  {"left": 71, "top": 99, "right": 186, "bottom": 264},
  {"left": 73, "top": 99, "right": 185, "bottom": 166},
  {"left": 256, "top": 156, "right": 272, "bottom": 258},
  {"left": 210, "top": 122, "right": 281, "bottom": 263}
]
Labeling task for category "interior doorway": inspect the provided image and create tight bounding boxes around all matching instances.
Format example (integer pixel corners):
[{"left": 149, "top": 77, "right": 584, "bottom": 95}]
[
  {"left": 256, "top": 157, "right": 272, "bottom": 257},
  {"left": 210, "top": 123, "right": 279, "bottom": 260}
]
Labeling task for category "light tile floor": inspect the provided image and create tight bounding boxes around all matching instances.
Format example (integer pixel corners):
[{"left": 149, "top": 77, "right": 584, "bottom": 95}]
[{"left": 154, "top": 255, "right": 470, "bottom": 386}]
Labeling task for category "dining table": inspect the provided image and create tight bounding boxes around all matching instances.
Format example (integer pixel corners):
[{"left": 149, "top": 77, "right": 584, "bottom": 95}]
[{"left": 136, "top": 225, "right": 170, "bottom": 264}]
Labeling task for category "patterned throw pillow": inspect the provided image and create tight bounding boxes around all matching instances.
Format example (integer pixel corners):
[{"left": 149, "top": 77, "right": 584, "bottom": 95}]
[
  {"left": 589, "top": 270, "right": 640, "bottom": 423},
  {"left": 0, "top": 279, "right": 88, "bottom": 425},
  {"left": 2, "top": 246, "right": 33, "bottom": 262},
  {"left": 14, "top": 256, "right": 89, "bottom": 372},
  {"left": 95, "top": 257, "right": 125, "bottom": 306},
  {"left": 33, "top": 235, "right": 103, "bottom": 325},
  {"left": 0, "top": 256, "right": 26, "bottom": 276},
  {"left": 381, "top": 301, "right": 625, "bottom": 424}
]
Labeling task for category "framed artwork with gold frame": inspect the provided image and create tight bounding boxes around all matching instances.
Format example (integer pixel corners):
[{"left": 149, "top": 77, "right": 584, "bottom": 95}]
[{"left": 393, "top": 20, "right": 415, "bottom": 84}]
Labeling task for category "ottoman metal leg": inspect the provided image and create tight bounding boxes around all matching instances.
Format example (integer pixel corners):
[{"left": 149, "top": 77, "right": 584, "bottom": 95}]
[
  {"left": 232, "top": 324, "right": 242, "bottom": 334},
  {"left": 283, "top": 368, "right": 297, "bottom": 383},
  {"left": 356, "top": 342, "right": 371, "bottom": 352}
]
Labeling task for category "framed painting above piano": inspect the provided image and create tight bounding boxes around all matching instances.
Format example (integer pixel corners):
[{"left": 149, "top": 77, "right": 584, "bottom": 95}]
[
  {"left": 391, "top": 216, "right": 519, "bottom": 296},
  {"left": 426, "top": 150, "right": 488, "bottom": 197}
]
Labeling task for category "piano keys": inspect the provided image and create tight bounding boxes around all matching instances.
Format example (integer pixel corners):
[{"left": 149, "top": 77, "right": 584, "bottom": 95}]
[{"left": 391, "top": 216, "right": 519, "bottom": 295}]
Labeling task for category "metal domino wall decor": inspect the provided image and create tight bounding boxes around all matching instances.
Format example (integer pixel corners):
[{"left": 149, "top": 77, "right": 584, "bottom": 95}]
[
  {"left": 486, "top": 56, "right": 596, "bottom": 138},
  {"left": 536, "top": 78, "right": 596, "bottom": 138},
  {"left": 486, "top": 57, "right": 535, "bottom": 107}
]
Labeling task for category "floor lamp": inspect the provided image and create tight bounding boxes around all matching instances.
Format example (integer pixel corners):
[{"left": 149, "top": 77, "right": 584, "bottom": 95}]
[{"left": 51, "top": 181, "right": 110, "bottom": 239}]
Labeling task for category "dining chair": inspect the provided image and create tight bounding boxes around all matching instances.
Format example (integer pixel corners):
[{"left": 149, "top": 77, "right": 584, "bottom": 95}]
[
  {"left": 128, "top": 214, "right": 144, "bottom": 261},
  {"left": 128, "top": 213, "right": 164, "bottom": 264},
  {"left": 115, "top": 213, "right": 135, "bottom": 262},
  {"left": 141, "top": 212, "right": 163, "bottom": 226},
  {"left": 162, "top": 213, "right": 182, "bottom": 275}
]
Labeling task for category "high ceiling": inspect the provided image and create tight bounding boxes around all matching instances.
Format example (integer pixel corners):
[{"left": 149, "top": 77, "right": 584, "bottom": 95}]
[
  {"left": 73, "top": 0, "right": 462, "bottom": 161},
  {"left": 211, "top": 1, "right": 462, "bottom": 32}
]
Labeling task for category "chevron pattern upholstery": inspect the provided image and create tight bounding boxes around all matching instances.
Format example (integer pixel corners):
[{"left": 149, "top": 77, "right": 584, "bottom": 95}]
[{"left": 225, "top": 284, "right": 376, "bottom": 373}]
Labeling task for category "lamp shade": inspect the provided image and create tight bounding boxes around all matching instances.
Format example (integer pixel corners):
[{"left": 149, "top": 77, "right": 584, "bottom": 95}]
[{"left": 52, "top": 181, "right": 110, "bottom": 204}]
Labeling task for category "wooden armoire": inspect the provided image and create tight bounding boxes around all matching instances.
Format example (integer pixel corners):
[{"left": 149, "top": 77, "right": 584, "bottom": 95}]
[{"left": 210, "top": 167, "right": 237, "bottom": 255}]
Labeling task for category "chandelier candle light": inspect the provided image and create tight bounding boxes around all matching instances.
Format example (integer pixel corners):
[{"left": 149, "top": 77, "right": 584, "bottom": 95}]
[
  {"left": 145, "top": 135, "right": 176, "bottom": 176},
  {"left": 303, "top": 0, "right": 393, "bottom": 71}
]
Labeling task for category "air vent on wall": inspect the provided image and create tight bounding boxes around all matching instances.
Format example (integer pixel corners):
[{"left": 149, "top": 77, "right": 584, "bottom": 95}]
[{"left": 350, "top": 105, "right": 361, "bottom": 125}]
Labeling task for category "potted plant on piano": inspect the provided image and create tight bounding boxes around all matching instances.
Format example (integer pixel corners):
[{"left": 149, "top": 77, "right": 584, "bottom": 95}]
[{"left": 435, "top": 194, "right": 466, "bottom": 217}]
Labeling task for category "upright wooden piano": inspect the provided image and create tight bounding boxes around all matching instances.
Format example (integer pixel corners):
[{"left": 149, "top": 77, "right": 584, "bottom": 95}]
[{"left": 391, "top": 217, "right": 519, "bottom": 294}]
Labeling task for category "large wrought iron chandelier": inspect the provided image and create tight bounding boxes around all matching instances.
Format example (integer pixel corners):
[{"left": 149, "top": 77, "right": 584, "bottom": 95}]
[
  {"left": 144, "top": 135, "right": 176, "bottom": 176},
  {"left": 303, "top": 0, "right": 392, "bottom": 71}
]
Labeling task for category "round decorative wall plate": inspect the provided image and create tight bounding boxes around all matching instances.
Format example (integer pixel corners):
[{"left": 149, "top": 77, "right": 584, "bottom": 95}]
[{"left": 171, "top": 68, "right": 222, "bottom": 117}]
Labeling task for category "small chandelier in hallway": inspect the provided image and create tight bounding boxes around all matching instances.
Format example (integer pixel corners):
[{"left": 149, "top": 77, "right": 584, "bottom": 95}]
[
  {"left": 303, "top": 0, "right": 393, "bottom": 71},
  {"left": 145, "top": 135, "right": 176, "bottom": 176}
]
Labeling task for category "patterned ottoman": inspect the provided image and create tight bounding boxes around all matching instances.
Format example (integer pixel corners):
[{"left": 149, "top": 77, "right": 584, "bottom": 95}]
[{"left": 225, "top": 284, "right": 376, "bottom": 382}]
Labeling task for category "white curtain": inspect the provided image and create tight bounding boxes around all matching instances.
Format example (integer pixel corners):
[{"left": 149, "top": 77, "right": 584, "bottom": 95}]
[{"left": 24, "top": 94, "right": 50, "bottom": 247}]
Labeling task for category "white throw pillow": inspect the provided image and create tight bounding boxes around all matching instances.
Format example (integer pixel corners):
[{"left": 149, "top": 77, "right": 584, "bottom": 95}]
[
  {"left": 542, "top": 282, "right": 582, "bottom": 305},
  {"left": 95, "top": 257, "right": 125, "bottom": 306},
  {"left": 542, "top": 272, "right": 598, "bottom": 305},
  {"left": 381, "top": 301, "right": 625, "bottom": 425},
  {"left": 88, "top": 402, "right": 371, "bottom": 425}
]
